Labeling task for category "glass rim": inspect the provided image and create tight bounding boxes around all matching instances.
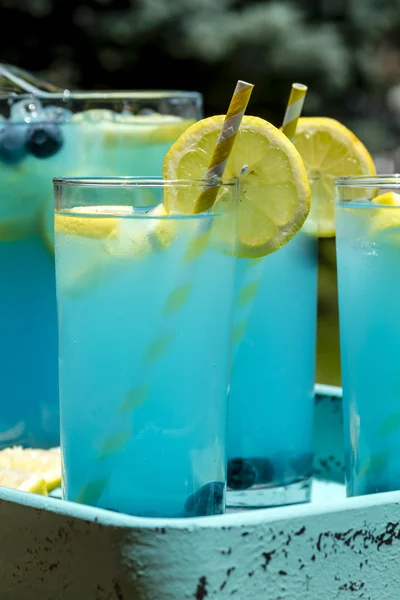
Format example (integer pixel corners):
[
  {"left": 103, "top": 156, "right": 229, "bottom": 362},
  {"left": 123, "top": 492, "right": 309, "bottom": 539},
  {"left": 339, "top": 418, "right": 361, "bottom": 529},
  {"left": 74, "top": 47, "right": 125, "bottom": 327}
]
[
  {"left": 53, "top": 176, "right": 239, "bottom": 189},
  {"left": 54, "top": 176, "right": 238, "bottom": 219},
  {"left": 335, "top": 174, "right": 400, "bottom": 188},
  {"left": 0, "top": 90, "right": 202, "bottom": 102}
]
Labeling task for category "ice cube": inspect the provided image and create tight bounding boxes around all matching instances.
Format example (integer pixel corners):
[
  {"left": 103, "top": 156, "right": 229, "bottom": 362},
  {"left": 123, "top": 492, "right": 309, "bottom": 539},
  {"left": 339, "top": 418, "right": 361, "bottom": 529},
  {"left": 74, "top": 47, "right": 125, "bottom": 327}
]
[
  {"left": 43, "top": 105, "right": 73, "bottom": 122},
  {"left": 72, "top": 109, "right": 116, "bottom": 123},
  {"left": 10, "top": 98, "right": 45, "bottom": 123}
]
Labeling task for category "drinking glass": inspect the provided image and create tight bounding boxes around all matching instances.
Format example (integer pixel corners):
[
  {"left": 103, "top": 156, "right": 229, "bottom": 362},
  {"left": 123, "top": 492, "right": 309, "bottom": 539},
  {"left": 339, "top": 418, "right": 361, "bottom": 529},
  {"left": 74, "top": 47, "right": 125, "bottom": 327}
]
[
  {"left": 227, "top": 185, "right": 319, "bottom": 508},
  {"left": 335, "top": 175, "right": 400, "bottom": 497},
  {"left": 54, "top": 176, "right": 237, "bottom": 517}
]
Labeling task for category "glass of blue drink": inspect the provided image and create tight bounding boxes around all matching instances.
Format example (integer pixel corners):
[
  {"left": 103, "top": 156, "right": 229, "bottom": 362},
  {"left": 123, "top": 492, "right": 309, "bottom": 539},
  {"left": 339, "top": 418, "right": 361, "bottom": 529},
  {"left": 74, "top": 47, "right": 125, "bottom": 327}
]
[
  {"left": 0, "top": 87, "right": 202, "bottom": 450},
  {"left": 227, "top": 206, "right": 318, "bottom": 508},
  {"left": 54, "top": 176, "right": 237, "bottom": 518},
  {"left": 335, "top": 175, "right": 400, "bottom": 497}
]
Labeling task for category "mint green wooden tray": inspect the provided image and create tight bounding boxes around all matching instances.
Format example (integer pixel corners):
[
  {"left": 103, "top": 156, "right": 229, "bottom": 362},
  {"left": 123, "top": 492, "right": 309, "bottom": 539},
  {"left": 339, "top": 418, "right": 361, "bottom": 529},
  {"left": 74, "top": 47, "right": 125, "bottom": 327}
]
[{"left": 2, "top": 385, "right": 399, "bottom": 600}]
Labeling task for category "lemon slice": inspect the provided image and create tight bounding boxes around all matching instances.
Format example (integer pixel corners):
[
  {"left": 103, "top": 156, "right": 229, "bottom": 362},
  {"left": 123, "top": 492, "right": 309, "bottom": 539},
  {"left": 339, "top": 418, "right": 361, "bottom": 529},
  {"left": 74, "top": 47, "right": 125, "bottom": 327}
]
[
  {"left": 145, "top": 119, "right": 196, "bottom": 145},
  {"left": 0, "top": 446, "right": 61, "bottom": 492},
  {"left": 105, "top": 117, "right": 195, "bottom": 147},
  {"left": 292, "top": 118, "right": 376, "bottom": 237},
  {"left": 370, "top": 191, "right": 400, "bottom": 238},
  {"left": 0, "top": 468, "right": 47, "bottom": 495},
  {"left": 54, "top": 207, "right": 122, "bottom": 298},
  {"left": 72, "top": 110, "right": 195, "bottom": 146},
  {"left": 44, "top": 203, "right": 130, "bottom": 255},
  {"left": 55, "top": 206, "right": 126, "bottom": 239},
  {"left": 373, "top": 191, "right": 400, "bottom": 206},
  {"left": 56, "top": 204, "right": 174, "bottom": 254},
  {"left": 56, "top": 204, "right": 176, "bottom": 296},
  {"left": 163, "top": 115, "right": 311, "bottom": 258}
]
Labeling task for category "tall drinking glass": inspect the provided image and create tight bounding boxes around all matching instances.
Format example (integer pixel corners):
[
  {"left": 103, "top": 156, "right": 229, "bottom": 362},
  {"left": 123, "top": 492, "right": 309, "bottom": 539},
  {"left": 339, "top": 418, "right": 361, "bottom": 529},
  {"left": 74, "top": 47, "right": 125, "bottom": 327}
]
[
  {"left": 54, "top": 176, "right": 237, "bottom": 518},
  {"left": 227, "top": 196, "right": 318, "bottom": 508},
  {"left": 0, "top": 90, "right": 202, "bottom": 449},
  {"left": 335, "top": 175, "right": 400, "bottom": 497}
]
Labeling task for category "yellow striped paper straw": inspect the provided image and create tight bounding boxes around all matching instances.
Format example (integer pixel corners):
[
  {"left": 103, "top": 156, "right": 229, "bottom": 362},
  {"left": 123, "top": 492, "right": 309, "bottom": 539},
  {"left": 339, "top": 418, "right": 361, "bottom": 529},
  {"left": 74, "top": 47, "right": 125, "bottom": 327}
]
[
  {"left": 281, "top": 83, "right": 308, "bottom": 141},
  {"left": 232, "top": 82, "right": 308, "bottom": 362},
  {"left": 76, "top": 81, "right": 254, "bottom": 506},
  {"left": 194, "top": 80, "right": 254, "bottom": 213}
]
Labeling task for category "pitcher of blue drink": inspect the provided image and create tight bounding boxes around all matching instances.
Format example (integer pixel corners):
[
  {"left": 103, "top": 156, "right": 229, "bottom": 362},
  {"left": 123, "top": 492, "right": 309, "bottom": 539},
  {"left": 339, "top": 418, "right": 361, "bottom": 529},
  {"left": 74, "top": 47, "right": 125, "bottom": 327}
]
[{"left": 0, "top": 65, "right": 202, "bottom": 448}]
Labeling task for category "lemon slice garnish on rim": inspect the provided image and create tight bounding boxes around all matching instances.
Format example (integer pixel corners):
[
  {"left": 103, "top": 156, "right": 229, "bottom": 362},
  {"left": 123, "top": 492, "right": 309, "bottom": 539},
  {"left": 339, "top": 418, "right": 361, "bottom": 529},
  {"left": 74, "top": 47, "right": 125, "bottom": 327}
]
[
  {"left": 163, "top": 115, "right": 311, "bottom": 258},
  {"left": 292, "top": 117, "right": 376, "bottom": 237}
]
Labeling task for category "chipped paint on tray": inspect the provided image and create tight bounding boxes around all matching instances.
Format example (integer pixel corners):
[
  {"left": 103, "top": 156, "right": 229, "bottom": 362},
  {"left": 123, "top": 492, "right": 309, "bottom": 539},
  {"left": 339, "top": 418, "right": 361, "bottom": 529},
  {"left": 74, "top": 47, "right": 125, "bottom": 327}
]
[{"left": 1, "top": 386, "right": 398, "bottom": 600}]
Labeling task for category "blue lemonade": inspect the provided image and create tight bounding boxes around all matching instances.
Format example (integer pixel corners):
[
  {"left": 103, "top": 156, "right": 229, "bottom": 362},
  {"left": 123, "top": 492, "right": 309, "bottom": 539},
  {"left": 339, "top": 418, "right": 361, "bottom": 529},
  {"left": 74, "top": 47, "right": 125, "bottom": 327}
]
[
  {"left": 154, "top": 111, "right": 315, "bottom": 509},
  {"left": 0, "top": 93, "right": 200, "bottom": 449},
  {"left": 227, "top": 227, "right": 318, "bottom": 507},
  {"left": 54, "top": 178, "right": 236, "bottom": 518},
  {"left": 336, "top": 187, "right": 400, "bottom": 497}
]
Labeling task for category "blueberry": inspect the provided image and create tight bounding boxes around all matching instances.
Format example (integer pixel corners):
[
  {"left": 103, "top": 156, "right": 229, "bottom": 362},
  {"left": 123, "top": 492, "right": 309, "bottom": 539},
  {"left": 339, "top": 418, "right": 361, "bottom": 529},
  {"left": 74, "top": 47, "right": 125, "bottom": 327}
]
[
  {"left": 26, "top": 123, "right": 63, "bottom": 159},
  {"left": 184, "top": 481, "right": 225, "bottom": 517},
  {"left": 0, "top": 124, "right": 28, "bottom": 164},
  {"left": 227, "top": 458, "right": 257, "bottom": 490}
]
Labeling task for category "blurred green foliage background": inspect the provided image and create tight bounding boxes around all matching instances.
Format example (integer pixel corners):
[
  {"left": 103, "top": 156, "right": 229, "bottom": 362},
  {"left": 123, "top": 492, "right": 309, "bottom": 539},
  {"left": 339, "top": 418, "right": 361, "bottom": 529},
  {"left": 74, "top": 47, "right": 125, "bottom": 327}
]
[{"left": 3, "top": 0, "right": 400, "bottom": 386}]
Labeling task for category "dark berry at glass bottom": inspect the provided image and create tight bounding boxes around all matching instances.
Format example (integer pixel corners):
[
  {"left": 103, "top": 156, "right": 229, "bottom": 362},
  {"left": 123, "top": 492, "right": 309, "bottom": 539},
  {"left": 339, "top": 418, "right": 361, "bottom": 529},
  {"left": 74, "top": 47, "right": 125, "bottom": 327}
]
[
  {"left": 227, "top": 227, "right": 317, "bottom": 509},
  {"left": 184, "top": 482, "right": 225, "bottom": 517},
  {"left": 227, "top": 457, "right": 274, "bottom": 490},
  {"left": 227, "top": 453, "right": 313, "bottom": 509}
]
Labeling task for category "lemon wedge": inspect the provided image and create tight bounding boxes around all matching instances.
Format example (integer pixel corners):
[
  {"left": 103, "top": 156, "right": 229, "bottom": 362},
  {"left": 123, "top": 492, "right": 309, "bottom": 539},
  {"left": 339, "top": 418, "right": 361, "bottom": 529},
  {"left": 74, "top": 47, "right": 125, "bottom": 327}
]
[
  {"left": 292, "top": 117, "right": 376, "bottom": 237},
  {"left": 0, "top": 446, "right": 61, "bottom": 492},
  {"left": 370, "top": 191, "right": 400, "bottom": 237},
  {"left": 0, "top": 468, "right": 47, "bottom": 495},
  {"left": 373, "top": 191, "right": 400, "bottom": 206},
  {"left": 163, "top": 115, "right": 311, "bottom": 258}
]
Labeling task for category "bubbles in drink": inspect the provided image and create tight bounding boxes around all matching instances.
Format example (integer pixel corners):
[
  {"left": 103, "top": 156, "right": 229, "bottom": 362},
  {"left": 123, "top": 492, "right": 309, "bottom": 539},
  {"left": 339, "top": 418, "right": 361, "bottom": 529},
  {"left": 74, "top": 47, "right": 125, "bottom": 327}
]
[{"left": 10, "top": 99, "right": 45, "bottom": 123}]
